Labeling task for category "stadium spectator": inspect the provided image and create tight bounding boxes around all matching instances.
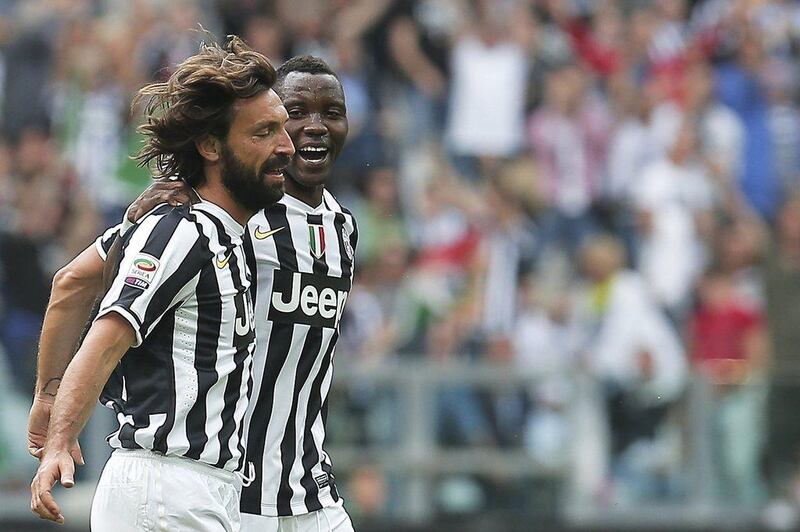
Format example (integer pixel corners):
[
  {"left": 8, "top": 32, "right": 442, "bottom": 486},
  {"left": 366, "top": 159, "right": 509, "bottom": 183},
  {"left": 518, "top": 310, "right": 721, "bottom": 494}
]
[
  {"left": 633, "top": 119, "right": 713, "bottom": 318},
  {"left": 570, "top": 235, "right": 686, "bottom": 502},
  {"left": 690, "top": 264, "right": 769, "bottom": 506},
  {"left": 4, "top": 0, "right": 800, "bottom": 526},
  {"left": 528, "top": 62, "right": 611, "bottom": 258}
]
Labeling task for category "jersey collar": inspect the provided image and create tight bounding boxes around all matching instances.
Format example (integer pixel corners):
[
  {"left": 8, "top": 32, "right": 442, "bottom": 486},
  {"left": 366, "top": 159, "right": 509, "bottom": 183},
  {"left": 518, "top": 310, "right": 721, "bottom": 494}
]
[
  {"left": 192, "top": 195, "right": 246, "bottom": 236},
  {"left": 282, "top": 192, "right": 329, "bottom": 214}
]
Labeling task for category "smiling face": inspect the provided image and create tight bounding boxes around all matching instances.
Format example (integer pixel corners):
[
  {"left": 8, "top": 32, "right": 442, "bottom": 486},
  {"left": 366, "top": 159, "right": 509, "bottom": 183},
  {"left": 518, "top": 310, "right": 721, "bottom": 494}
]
[
  {"left": 221, "top": 88, "right": 294, "bottom": 210},
  {"left": 278, "top": 71, "right": 348, "bottom": 195}
]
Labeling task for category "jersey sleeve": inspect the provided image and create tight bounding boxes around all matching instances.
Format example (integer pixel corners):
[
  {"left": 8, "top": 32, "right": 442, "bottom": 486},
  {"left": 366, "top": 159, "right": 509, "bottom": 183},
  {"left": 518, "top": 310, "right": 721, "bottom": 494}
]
[
  {"left": 349, "top": 215, "right": 359, "bottom": 255},
  {"left": 94, "top": 224, "right": 123, "bottom": 261},
  {"left": 96, "top": 210, "right": 208, "bottom": 347}
]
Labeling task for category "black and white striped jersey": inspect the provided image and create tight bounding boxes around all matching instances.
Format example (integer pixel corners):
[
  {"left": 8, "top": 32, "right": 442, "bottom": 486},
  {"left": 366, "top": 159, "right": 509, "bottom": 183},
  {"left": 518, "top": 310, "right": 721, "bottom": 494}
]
[
  {"left": 96, "top": 201, "right": 256, "bottom": 473},
  {"left": 240, "top": 189, "right": 357, "bottom": 517}
]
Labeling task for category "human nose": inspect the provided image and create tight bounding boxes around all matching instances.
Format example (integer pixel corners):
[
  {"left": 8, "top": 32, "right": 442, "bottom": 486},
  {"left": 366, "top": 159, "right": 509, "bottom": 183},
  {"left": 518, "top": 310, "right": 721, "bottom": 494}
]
[
  {"left": 276, "top": 127, "right": 295, "bottom": 157},
  {"left": 304, "top": 114, "right": 327, "bottom": 135}
]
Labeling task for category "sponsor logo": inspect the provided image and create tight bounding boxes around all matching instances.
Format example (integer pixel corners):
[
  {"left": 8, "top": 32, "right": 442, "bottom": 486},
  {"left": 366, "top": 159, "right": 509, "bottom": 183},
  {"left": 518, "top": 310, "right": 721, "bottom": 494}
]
[
  {"left": 124, "top": 253, "right": 160, "bottom": 290},
  {"left": 314, "top": 473, "right": 329, "bottom": 489},
  {"left": 268, "top": 270, "right": 350, "bottom": 328},
  {"left": 234, "top": 292, "right": 254, "bottom": 338},
  {"left": 216, "top": 250, "right": 232, "bottom": 269},
  {"left": 308, "top": 224, "right": 326, "bottom": 259},
  {"left": 133, "top": 258, "right": 157, "bottom": 272},
  {"left": 254, "top": 225, "right": 284, "bottom": 240}
]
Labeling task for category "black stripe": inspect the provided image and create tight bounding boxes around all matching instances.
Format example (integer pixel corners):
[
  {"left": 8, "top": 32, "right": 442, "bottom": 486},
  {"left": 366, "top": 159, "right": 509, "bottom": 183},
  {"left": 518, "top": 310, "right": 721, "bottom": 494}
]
[
  {"left": 141, "top": 206, "right": 185, "bottom": 257},
  {"left": 216, "top": 319, "right": 251, "bottom": 468},
  {"left": 148, "top": 310, "right": 179, "bottom": 452},
  {"left": 184, "top": 263, "right": 221, "bottom": 459},
  {"left": 111, "top": 208, "right": 206, "bottom": 336},
  {"left": 244, "top": 231, "right": 258, "bottom": 302},
  {"left": 309, "top": 213, "right": 329, "bottom": 277},
  {"left": 332, "top": 214, "right": 352, "bottom": 279},
  {"left": 347, "top": 213, "right": 358, "bottom": 259},
  {"left": 300, "top": 331, "right": 337, "bottom": 511},
  {"left": 264, "top": 203, "right": 297, "bottom": 271},
  {"left": 276, "top": 327, "right": 324, "bottom": 515},
  {"left": 139, "top": 238, "right": 206, "bottom": 333},
  {"left": 236, "top": 353, "right": 255, "bottom": 473},
  {"left": 204, "top": 213, "right": 252, "bottom": 469},
  {"left": 320, "top": 460, "right": 339, "bottom": 502},
  {"left": 238, "top": 232, "right": 258, "bottom": 473},
  {"left": 240, "top": 322, "right": 295, "bottom": 514}
]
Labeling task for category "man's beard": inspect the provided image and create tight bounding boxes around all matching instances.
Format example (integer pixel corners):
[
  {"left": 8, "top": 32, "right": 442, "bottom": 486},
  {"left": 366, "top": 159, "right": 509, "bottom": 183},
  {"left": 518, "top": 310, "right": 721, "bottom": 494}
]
[{"left": 219, "top": 142, "right": 286, "bottom": 212}]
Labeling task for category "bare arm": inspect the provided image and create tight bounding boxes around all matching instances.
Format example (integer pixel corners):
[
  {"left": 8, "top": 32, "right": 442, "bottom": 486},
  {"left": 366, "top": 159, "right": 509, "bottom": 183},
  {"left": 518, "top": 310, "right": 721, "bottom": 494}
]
[
  {"left": 35, "top": 245, "right": 104, "bottom": 398},
  {"left": 126, "top": 179, "right": 197, "bottom": 224},
  {"left": 388, "top": 17, "right": 446, "bottom": 97},
  {"left": 30, "top": 179, "right": 194, "bottom": 456},
  {"left": 28, "top": 244, "right": 104, "bottom": 460},
  {"left": 30, "top": 313, "right": 135, "bottom": 524}
]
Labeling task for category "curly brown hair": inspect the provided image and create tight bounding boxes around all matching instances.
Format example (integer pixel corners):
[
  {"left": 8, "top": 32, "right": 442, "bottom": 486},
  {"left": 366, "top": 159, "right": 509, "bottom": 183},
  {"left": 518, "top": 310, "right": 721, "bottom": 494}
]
[{"left": 133, "top": 36, "right": 276, "bottom": 185}]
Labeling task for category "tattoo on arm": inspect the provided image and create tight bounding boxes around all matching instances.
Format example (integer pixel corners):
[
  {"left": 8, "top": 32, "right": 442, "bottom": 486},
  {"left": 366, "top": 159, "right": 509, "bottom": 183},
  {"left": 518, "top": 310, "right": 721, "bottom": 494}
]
[{"left": 40, "top": 377, "right": 62, "bottom": 398}]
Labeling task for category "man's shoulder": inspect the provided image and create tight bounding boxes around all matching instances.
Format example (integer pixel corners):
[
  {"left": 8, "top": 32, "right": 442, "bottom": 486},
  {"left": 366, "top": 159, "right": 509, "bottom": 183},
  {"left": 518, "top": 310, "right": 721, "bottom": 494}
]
[
  {"left": 127, "top": 204, "right": 204, "bottom": 244},
  {"left": 322, "top": 189, "right": 357, "bottom": 219}
]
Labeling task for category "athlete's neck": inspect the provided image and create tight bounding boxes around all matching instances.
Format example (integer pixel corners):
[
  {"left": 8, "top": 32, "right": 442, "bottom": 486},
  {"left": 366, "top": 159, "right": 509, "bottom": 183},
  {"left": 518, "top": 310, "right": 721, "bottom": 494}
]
[
  {"left": 195, "top": 180, "right": 254, "bottom": 226},
  {"left": 285, "top": 178, "right": 324, "bottom": 208}
]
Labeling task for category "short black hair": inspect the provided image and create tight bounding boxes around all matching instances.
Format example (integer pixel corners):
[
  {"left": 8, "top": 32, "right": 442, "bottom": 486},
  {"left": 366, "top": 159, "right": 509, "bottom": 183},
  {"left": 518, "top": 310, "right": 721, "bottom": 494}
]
[{"left": 274, "top": 55, "right": 341, "bottom": 95}]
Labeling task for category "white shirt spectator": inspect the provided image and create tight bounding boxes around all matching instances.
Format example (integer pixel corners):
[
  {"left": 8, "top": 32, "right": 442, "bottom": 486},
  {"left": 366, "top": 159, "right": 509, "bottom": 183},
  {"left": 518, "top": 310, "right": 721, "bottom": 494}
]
[
  {"left": 606, "top": 117, "right": 658, "bottom": 201},
  {"left": 634, "top": 158, "right": 713, "bottom": 312},
  {"left": 650, "top": 101, "right": 743, "bottom": 181},
  {"left": 572, "top": 271, "right": 687, "bottom": 404},
  {"left": 446, "top": 35, "right": 527, "bottom": 157}
]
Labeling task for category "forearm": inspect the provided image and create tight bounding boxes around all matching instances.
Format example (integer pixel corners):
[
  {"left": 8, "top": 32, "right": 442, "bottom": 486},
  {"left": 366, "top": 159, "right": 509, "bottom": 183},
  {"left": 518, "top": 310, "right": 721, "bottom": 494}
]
[
  {"left": 35, "top": 247, "right": 104, "bottom": 399},
  {"left": 46, "top": 315, "right": 133, "bottom": 449}
]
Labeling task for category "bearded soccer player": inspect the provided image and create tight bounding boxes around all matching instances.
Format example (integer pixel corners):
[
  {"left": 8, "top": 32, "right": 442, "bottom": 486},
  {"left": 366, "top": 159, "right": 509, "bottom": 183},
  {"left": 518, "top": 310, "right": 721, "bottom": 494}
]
[
  {"left": 29, "top": 37, "right": 293, "bottom": 529},
  {"left": 29, "top": 56, "right": 357, "bottom": 531}
]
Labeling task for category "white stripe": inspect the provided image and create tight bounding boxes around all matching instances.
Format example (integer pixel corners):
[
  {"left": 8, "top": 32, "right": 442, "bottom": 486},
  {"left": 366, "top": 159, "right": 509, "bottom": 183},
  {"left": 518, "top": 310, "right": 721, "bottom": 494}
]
[
  {"left": 98, "top": 214, "right": 162, "bottom": 312},
  {"left": 226, "top": 343, "right": 255, "bottom": 470},
  {"left": 247, "top": 210, "right": 282, "bottom": 271},
  {"left": 307, "top": 334, "right": 337, "bottom": 497},
  {"left": 288, "top": 328, "right": 336, "bottom": 508},
  {"left": 322, "top": 190, "right": 342, "bottom": 212},
  {"left": 286, "top": 204, "right": 315, "bottom": 273},
  {"left": 221, "top": 244, "right": 255, "bottom": 470},
  {"left": 165, "top": 285, "right": 200, "bottom": 455},
  {"left": 322, "top": 211, "right": 343, "bottom": 277},
  {"left": 261, "top": 324, "right": 309, "bottom": 506},
  {"left": 198, "top": 215, "right": 239, "bottom": 466},
  {"left": 133, "top": 413, "right": 167, "bottom": 449}
]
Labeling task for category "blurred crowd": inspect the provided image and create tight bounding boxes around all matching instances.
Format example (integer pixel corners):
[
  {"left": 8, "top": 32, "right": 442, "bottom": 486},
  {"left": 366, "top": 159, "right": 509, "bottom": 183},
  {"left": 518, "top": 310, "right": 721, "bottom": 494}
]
[{"left": 2, "top": 0, "right": 800, "bottom": 525}]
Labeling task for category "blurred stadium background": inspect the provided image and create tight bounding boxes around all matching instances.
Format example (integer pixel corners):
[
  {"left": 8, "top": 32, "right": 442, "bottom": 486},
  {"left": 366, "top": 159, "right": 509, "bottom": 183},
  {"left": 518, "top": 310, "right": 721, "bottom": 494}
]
[{"left": 2, "top": 0, "right": 800, "bottom": 530}]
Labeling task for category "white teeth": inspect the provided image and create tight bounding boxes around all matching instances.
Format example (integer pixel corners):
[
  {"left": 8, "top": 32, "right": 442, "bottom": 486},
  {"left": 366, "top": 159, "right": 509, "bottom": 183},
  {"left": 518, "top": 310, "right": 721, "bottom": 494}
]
[{"left": 301, "top": 147, "right": 327, "bottom": 152}]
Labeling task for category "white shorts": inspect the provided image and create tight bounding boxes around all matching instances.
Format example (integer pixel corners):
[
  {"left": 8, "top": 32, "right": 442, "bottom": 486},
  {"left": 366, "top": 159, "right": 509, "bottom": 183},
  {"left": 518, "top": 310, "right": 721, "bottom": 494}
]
[
  {"left": 91, "top": 449, "right": 242, "bottom": 531},
  {"left": 240, "top": 500, "right": 354, "bottom": 532}
]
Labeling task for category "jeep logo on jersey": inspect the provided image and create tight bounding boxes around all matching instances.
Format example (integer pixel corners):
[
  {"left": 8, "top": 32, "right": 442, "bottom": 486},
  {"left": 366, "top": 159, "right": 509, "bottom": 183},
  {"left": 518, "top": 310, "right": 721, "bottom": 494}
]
[
  {"left": 308, "top": 224, "right": 326, "bottom": 259},
  {"left": 269, "top": 270, "right": 351, "bottom": 328}
]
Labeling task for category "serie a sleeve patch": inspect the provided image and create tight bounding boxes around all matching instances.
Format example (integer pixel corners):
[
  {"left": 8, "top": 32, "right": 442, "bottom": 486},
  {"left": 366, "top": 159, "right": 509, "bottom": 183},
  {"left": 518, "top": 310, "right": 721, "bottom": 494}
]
[{"left": 124, "top": 253, "right": 161, "bottom": 290}]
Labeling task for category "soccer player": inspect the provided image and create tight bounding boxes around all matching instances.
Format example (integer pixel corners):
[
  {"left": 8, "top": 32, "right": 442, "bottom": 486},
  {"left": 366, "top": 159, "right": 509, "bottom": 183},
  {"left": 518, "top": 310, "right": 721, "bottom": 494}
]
[
  {"left": 29, "top": 36, "right": 293, "bottom": 530},
  {"left": 29, "top": 56, "right": 357, "bottom": 531}
]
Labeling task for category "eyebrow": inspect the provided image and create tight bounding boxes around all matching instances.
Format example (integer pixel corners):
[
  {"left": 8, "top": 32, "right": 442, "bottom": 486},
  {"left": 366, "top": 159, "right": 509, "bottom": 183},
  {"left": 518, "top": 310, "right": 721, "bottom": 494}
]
[
  {"left": 283, "top": 98, "right": 346, "bottom": 109},
  {"left": 252, "top": 116, "right": 287, "bottom": 130}
]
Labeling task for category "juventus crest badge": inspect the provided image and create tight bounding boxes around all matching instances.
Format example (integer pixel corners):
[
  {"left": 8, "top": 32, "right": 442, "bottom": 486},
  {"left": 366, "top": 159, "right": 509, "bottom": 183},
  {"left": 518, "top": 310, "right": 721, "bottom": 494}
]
[
  {"left": 308, "top": 223, "right": 326, "bottom": 259},
  {"left": 342, "top": 228, "right": 354, "bottom": 261}
]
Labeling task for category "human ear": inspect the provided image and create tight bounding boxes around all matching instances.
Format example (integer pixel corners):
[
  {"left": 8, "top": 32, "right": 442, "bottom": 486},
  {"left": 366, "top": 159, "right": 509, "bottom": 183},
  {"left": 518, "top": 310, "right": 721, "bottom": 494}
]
[{"left": 195, "top": 136, "right": 221, "bottom": 163}]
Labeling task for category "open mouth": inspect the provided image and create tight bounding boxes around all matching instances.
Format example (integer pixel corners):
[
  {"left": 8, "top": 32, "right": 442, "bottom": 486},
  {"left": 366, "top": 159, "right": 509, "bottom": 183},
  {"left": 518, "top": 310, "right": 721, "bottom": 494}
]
[
  {"left": 298, "top": 146, "right": 329, "bottom": 164},
  {"left": 263, "top": 168, "right": 286, "bottom": 180}
]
